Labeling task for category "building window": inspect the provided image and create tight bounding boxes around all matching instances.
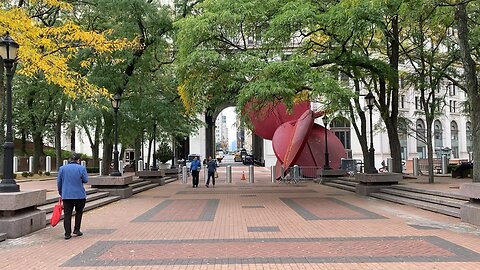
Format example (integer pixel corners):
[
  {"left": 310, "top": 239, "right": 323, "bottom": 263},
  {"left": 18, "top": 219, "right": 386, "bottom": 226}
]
[
  {"left": 398, "top": 119, "right": 408, "bottom": 161},
  {"left": 330, "top": 117, "right": 351, "bottom": 150},
  {"left": 416, "top": 119, "right": 426, "bottom": 159},
  {"left": 451, "top": 121, "right": 459, "bottom": 158},
  {"left": 466, "top": 121, "right": 472, "bottom": 156},
  {"left": 434, "top": 120, "right": 443, "bottom": 158},
  {"left": 449, "top": 84, "right": 456, "bottom": 96}
]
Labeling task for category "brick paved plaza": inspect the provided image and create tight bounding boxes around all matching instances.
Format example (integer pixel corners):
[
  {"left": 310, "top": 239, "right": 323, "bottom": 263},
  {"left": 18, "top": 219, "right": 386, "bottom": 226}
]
[{"left": 1, "top": 167, "right": 480, "bottom": 269}]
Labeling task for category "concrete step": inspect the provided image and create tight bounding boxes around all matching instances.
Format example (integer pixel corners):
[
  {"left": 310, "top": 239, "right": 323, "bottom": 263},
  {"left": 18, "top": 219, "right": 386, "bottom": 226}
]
[
  {"left": 379, "top": 188, "right": 468, "bottom": 208},
  {"left": 323, "top": 182, "right": 356, "bottom": 192},
  {"left": 164, "top": 176, "right": 177, "bottom": 184},
  {"left": 0, "top": 233, "right": 6, "bottom": 242},
  {"left": 45, "top": 188, "right": 99, "bottom": 204},
  {"left": 38, "top": 191, "right": 111, "bottom": 214},
  {"left": 369, "top": 192, "right": 460, "bottom": 218},
  {"left": 391, "top": 185, "right": 468, "bottom": 200},
  {"left": 45, "top": 195, "right": 121, "bottom": 225},
  {"left": 130, "top": 180, "right": 154, "bottom": 189},
  {"left": 329, "top": 179, "right": 358, "bottom": 187},
  {"left": 133, "top": 183, "right": 159, "bottom": 194}
]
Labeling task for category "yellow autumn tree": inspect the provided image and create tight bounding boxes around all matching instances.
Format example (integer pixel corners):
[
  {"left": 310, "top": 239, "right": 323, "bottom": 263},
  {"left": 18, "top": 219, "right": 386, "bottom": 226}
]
[{"left": 0, "top": 0, "right": 133, "bottom": 98}]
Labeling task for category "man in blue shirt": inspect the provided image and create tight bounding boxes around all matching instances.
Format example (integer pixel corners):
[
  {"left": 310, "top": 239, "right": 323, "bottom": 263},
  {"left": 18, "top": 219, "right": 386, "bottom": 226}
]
[
  {"left": 205, "top": 156, "right": 217, "bottom": 188},
  {"left": 57, "top": 153, "right": 88, "bottom": 239},
  {"left": 190, "top": 156, "right": 201, "bottom": 188}
]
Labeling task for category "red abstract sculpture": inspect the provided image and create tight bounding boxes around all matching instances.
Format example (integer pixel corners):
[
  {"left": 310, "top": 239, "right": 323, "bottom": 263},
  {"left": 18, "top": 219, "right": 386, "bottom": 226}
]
[{"left": 245, "top": 101, "right": 346, "bottom": 179}]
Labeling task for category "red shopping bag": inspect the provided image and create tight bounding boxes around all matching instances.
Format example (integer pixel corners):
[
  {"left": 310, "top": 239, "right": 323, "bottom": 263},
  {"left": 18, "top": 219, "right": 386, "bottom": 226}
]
[{"left": 50, "top": 198, "right": 62, "bottom": 227}]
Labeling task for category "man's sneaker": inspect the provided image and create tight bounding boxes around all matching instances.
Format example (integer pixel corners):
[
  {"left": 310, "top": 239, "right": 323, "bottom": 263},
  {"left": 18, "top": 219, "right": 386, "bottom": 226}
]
[
  {"left": 65, "top": 235, "right": 72, "bottom": 240},
  {"left": 73, "top": 231, "right": 83, "bottom": 236},
  {"left": 205, "top": 184, "right": 209, "bottom": 188}
]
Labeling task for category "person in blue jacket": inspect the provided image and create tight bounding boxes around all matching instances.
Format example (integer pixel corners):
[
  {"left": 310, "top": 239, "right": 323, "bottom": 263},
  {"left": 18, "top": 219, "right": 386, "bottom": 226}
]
[
  {"left": 57, "top": 153, "right": 88, "bottom": 239},
  {"left": 190, "top": 156, "right": 201, "bottom": 188}
]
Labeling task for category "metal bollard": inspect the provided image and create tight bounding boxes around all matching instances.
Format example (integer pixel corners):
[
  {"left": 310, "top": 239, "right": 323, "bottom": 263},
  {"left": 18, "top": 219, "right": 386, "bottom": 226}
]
[
  {"left": 182, "top": 166, "right": 187, "bottom": 184},
  {"left": 413, "top": 158, "right": 419, "bottom": 176},
  {"left": 441, "top": 154, "right": 448, "bottom": 174},
  {"left": 387, "top": 158, "right": 393, "bottom": 172},
  {"left": 293, "top": 165, "right": 300, "bottom": 181},
  {"left": 29, "top": 156, "right": 34, "bottom": 173},
  {"left": 81, "top": 160, "right": 86, "bottom": 167},
  {"left": 248, "top": 165, "right": 254, "bottom": 183},
  {"left": 271, "top": 165, "right": 276, "bottom": 183},
  {"left": 99, "top": 161, "right": 103, "bottom": 175},
  {"left": 13, "top": 156, "right": 18, "bottom": 174},
  {"left": 204, "top": 168, "right": 208, "bottom": 184},
  {"left": 137, "top": 160, "right": 144, "bottom": 171},
  {"left": 226, "top": 166, "right": 232, "bottom": 183},
  {"left": 119, "top": 161, "right": 124, "bottom": 175},
  {"left": 46, "top": 156, "right": 51, "bottom": 173}
]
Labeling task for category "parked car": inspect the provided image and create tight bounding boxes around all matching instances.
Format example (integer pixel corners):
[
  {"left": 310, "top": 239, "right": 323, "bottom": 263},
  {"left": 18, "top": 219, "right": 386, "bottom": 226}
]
[
  {"left": 216, "top": 150, "right": 224, "bottom": 163},
  {"left": 242, "top": 154, "right": 254, "bottom": 165},
  {"left": 234, "top": 152, "right": 242, "bottom": 162}
]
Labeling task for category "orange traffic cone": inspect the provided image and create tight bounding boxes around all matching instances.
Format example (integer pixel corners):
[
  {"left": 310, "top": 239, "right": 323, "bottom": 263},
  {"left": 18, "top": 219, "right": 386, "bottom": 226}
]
[{"left": 241, "top": 171, "right": 246, "bottom": 181}]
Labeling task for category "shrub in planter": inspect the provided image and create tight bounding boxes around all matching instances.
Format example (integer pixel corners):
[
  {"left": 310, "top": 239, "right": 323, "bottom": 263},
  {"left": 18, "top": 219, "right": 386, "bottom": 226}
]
[
  {"left": 45, "top": 171, "right": 51, "bottom": 176},
  {"left": 87, "top": 167, "right": 99, "bottom": 173},
  {"left": 156, "top": 142, "right": 173, "bottom": 164},
  {"left": 22, "top": 172, "right": 29, "bottom": 177},
  {"left": 28, "top": 172, "right": 34, "bottom": 177},
  {"left": 38, "top": 171, "right": 43, "bottom": 176}
]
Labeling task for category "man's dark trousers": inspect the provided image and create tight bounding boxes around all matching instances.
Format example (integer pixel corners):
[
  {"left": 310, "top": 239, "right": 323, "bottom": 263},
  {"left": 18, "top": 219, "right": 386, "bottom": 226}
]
[
  {"left": 206, "top": 172, "right": 215, "bottom": 186},
  {"left": 192, "top": 170, "right": 200, "bottom": 187},
  {"left": 63, "top": 199, "right": 86, "bottom": 236}
]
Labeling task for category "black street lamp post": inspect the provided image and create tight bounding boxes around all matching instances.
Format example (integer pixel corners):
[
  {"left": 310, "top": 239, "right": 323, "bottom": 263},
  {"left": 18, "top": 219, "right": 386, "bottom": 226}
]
[
  {"left": 365, "top": 91, "right": 378, "bottom": 174},
  {"left": 151, "top": 121, "right": 158, "bottom": 171},
  {"left": 323, "top": 114, "right": 331, "bottom": 170},
  {"left": 0, "top": 32, "right": 20, "bottom": 192},
  {"left": 110, "top": 93, "right": 122, "bottom": 176}
]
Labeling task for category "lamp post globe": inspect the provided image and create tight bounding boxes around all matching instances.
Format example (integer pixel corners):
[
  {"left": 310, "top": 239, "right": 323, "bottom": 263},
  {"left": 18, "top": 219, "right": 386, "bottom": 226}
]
[
  {"left": 0, "top": 32, "right": 20, "bottom": 192},
  {"left": 110, "top": 93, "right": 122, "bottom": 176},
  {"left": 364, "top": 92, "right": 377, "bottom": 174}
]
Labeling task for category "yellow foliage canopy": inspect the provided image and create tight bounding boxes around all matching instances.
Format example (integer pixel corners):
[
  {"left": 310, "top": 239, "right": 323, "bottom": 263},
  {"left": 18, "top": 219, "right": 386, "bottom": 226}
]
[{"left": 0, "top": 6, "right": 133, "bottom": 99}]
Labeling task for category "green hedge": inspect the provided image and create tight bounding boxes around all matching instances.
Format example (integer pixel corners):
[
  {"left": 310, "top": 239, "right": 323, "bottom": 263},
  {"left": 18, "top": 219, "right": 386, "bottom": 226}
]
[{"left": 87, "top": 167, "right": 99, "bottom": 173}]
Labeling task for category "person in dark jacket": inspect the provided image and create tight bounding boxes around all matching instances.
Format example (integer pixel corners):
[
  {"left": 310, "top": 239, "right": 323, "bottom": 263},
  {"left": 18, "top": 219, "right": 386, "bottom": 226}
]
[
  {"left": 190, "top": 156, "right": 201, "bottom": 188},
  {"left": 57, "top": 153, "right": 88, "bottom": 239},
  {"left": 205, "top": 156, "right": 217, "bottom": 188}
]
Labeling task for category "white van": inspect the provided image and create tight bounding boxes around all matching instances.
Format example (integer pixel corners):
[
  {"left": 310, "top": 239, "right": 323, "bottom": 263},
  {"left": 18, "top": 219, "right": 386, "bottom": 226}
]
[{"left": 186, "top": 154, "right": 201, "bottom": 170}]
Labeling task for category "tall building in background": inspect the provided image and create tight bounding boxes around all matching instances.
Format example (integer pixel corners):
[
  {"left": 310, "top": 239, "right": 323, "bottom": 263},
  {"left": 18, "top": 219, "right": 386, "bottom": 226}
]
[{"left": 215, "top": 113, "right": 229, "bottom": 151}]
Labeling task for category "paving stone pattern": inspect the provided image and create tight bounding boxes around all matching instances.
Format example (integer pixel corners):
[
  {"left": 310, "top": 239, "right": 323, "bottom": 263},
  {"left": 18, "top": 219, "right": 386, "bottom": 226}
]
[{"left": 2, "top": 168, "right": 480, "bottom": 270}]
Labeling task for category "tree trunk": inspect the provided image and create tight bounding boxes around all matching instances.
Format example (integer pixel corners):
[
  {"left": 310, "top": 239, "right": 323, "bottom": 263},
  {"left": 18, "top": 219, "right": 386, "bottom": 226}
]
[
  {"left": 134, "top": 136, "right": 141, "bottom": 171},
  {"left": 426, "top": 120, "right": 434, "bottom": 183},
  {"left": 0, "top": 62, "right": 5, "bottom": 174},
  {"left": 455, "top": 3, "right": 479, "bottom": 182},
  {"left": 32, "top": 132, "right": 43, "bottom": 173},
  {"left": 386, "top": 15, "right": 403, "bottom": 174},
  {"left": 55, "top": 99, "right": 66, "bottom": 170},
  {"left": 101, "top": 111, "right": 114, "bottom": 176}
]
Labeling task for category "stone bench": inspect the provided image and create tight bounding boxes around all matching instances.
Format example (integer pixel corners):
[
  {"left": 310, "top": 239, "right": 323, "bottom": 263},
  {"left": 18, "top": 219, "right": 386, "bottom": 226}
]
[
  {"left": 355, "top": 173, "right": 403, "bottom": 195},
  {"left": 136, "top": 171, "right": 165, "bottom": 185},
  {"left": 89, "top": 175, "right": 133, "bottom": 198},
  {"left": 459, "top": 183, "right": 480, "bottom": 226}
]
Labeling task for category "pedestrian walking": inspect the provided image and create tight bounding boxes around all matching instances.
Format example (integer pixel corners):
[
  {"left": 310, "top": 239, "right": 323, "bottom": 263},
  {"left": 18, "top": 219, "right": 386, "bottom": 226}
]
[
  {"left": 205, "top": 156, "right": 217, "bottom": 188},
  {"left": 190, "top": 156, "right": 201, "bottom": 188},
  {"left": 57, "top": 153, "right": 88, "bottom": 240}
]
